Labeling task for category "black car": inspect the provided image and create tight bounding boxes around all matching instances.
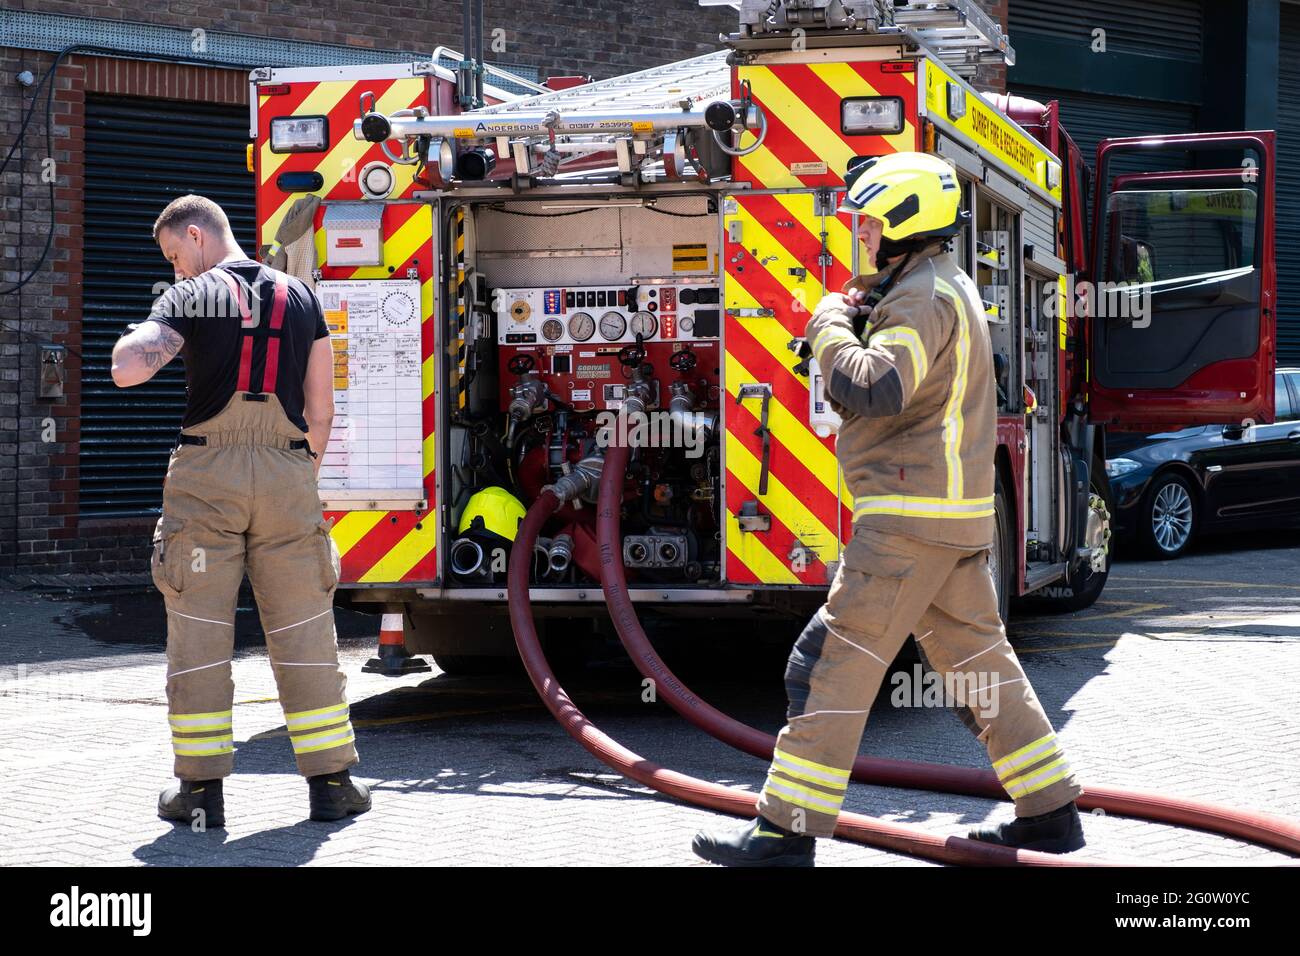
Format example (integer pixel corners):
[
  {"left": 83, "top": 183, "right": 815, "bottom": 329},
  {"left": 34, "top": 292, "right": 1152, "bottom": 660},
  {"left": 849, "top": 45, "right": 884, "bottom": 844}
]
[{"left": 1105, "top": 368, "right": 1300, "bottom": 558}]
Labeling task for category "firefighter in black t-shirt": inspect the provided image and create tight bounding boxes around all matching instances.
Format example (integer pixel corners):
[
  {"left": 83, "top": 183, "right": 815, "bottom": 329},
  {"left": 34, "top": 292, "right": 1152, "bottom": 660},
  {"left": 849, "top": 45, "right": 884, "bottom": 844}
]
[{"left": 112, "top": 194, "right": 369, "bottom": 827}]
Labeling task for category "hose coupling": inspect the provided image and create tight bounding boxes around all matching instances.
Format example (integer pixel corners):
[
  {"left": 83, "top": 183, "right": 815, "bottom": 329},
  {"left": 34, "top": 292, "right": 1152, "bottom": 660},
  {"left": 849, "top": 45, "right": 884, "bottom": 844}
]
[{"left": 546, "top": 451, "right": 605, "bottom": 504}]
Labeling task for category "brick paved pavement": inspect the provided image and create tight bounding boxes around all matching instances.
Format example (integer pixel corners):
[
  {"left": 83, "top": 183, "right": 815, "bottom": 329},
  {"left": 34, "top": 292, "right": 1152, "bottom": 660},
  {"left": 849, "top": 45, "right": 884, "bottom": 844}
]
[{"left": 1, "top": 532, "right": 1298, "bottom": 867}]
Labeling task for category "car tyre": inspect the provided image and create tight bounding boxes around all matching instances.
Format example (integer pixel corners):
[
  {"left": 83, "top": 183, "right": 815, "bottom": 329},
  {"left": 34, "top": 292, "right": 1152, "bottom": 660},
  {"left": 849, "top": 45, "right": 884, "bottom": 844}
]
[{"left": 1140, "top": 472, "right": 1197, "bottom": 559}]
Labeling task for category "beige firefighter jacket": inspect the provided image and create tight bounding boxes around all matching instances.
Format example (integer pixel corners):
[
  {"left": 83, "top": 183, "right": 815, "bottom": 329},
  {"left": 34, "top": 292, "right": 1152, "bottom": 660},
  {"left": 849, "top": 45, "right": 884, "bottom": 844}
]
[{"left": 806, "top": 245, "right": 996, "bottom": 549}]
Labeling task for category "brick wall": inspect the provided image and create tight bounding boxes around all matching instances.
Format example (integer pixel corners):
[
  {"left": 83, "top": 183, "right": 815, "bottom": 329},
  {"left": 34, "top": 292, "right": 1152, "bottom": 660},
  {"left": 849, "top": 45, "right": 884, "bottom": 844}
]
[
  {"left": 977, "top": 0, "right": 1011, "bottom": 93},
  {"left": 1, "top": 49, "right": 252, "bottom": 572}
]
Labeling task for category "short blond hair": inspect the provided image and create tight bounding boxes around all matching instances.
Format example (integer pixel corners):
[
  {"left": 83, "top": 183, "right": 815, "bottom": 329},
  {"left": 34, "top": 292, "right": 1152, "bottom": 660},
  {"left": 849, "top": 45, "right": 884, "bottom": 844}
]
[{"left": 152, "top": 194, "right": 232, "bottom": 242}]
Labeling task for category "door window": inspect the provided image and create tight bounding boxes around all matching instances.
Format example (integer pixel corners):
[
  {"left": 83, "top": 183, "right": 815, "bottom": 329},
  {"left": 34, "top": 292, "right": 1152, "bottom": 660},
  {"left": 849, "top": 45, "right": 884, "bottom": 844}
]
[
  {"left": 1280, "top": 375, "right": 1299, "bottom": 422},
  {"left": 1101, "top": 187, "right": 1257, "bottom": 298}
]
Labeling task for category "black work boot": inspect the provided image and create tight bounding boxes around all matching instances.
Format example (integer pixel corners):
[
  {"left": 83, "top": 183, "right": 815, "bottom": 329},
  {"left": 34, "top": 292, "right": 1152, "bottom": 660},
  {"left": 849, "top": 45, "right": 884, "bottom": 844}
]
[
  {"left": 158, "top": 779, "right": 225, "bottom": 829},
  {"left": 692, "top": 816, "right": 815, "bottom": 867},
  {"left": 307, "top": 770, "right": 372, "bottom": 822},
  {"left": 968, "top": 801, "right": 1085, "bottom": 853}
]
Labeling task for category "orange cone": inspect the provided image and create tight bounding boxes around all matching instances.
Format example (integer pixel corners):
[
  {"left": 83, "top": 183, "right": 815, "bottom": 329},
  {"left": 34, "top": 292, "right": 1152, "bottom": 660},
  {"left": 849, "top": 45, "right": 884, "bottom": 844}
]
[{"left": 362, "top": 610, "right": 431, "bottom": 675}]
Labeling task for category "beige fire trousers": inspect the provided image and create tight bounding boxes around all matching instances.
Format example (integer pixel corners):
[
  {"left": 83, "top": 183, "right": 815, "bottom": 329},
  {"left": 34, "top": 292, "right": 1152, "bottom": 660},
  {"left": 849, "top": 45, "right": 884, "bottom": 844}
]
[
  {"left": 756, "top": 527, "right": 1082, "bottom": 837},
  {"left": 151, "top": 392, "right": 357, "bottom": 780}
]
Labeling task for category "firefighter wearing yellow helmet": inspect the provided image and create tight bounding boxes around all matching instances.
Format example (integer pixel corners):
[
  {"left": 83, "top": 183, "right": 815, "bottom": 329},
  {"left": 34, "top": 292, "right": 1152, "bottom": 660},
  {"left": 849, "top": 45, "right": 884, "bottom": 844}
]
[{"left": 693, "top": 152, "right": 1085, "bottom": 867}]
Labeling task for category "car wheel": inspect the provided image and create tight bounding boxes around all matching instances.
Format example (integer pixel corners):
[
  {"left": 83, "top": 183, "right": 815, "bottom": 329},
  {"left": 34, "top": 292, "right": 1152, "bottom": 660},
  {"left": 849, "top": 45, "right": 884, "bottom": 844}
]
[{"left": 1141, "top": 472, "right": 1197, "bottom": 559}]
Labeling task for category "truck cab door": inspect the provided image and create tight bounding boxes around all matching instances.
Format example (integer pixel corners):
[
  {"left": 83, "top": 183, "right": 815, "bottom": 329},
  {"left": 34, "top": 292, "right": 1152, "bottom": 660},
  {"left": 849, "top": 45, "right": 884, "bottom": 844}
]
[{"left": 1087, "top": 132, "right": 1275, "bottom": 429}]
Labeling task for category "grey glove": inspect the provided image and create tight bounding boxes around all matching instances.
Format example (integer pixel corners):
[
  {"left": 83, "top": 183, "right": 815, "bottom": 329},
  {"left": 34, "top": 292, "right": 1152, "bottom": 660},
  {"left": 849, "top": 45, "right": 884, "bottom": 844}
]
[{"left": 269, "top": 194, "right": 321, "bottom": 272}]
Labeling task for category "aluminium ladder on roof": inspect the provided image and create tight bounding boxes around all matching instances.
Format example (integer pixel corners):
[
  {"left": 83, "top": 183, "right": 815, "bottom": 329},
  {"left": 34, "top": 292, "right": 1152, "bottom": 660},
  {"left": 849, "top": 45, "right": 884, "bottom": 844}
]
[
  {"left": 727, "top": 0, "right": 1014, "bottom": 76},
  {"left": 368, "top": 1, "right": 1016, "bottom": 153},
  {"left": 462, "top": 2, "right": 1012, "bottom": 126},
  {"left": 468, "top": 51, "right": 733, "bottom": 117}
]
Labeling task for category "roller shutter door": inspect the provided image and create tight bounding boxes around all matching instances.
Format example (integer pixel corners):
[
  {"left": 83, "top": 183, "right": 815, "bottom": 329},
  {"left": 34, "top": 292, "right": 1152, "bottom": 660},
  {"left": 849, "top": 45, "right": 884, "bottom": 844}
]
[
  {"left": 1007, "top": 86, "right": 1197, "bottom": 177},
  {"left": 80, "top": 94, "right": 254, "bottom": 517},
  {"left": 1276, "top": 4, "right": 1300, "bottom": 365},
  {"left": 1008, "top": 0, "right": 1203, "bottom": 60}
]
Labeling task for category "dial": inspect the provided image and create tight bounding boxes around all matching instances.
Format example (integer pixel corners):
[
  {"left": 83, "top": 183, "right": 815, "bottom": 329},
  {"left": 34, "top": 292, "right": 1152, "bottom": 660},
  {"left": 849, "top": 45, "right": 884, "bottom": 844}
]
[
  {"left": 630, "top": 310, "right": 657, "bottom": 338},
  {"left": 568, "top": 311, "right": 595, "bottom": 342},
  {"left": 599, "top": 310, "right": 627, "bottom": 340},
  {"left": 541, "top": 318, "right": 564, "bottom": 342}
]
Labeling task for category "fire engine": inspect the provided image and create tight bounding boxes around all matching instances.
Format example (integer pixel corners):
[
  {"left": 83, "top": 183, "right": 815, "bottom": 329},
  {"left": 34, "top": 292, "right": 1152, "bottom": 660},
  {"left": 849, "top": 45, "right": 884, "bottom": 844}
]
[{"left": 248, "top": 0, "right": 1275, "bottom": 674}]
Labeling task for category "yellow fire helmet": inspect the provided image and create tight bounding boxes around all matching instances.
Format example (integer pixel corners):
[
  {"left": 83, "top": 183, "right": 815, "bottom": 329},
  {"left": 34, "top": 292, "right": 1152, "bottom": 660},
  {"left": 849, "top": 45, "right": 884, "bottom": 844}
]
[
  {"left": 838, "top": 151, "right": 968, "bottom": 244},
  {"left": 458, "top": 486, "right": 526, "bottom": 542}
]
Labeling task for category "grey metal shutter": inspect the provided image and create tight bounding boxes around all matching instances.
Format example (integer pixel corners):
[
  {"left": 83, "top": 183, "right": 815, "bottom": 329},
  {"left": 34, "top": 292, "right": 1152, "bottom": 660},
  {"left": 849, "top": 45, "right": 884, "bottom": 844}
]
[
  {"left": 1007, "top": 0, "right": 1200, "bottom": 174},
  {"left": 1007, "top": 85, "right": 1197, "bottom": 176},
  {"left": 1276, "top": 5, "right": 1300, "bottom": 365},
  {"left": 1008, "top": 0, "right": 1203, "bottom": 60},
  {"left": 80, "top": 94, "right": 255, "bottom": 517},
  {"left": 1008, "top": 87, "right": 1196, "bottom": 165}
]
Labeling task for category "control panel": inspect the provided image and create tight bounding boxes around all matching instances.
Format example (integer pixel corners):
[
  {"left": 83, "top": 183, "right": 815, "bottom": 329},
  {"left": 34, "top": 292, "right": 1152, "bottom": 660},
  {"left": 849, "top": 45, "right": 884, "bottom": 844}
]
[
  {"left": 495, "top": 281, "right": 722, "bottom": 347},
  {"left": 496, "top": 340, "right": 721, "bottom": 414}
]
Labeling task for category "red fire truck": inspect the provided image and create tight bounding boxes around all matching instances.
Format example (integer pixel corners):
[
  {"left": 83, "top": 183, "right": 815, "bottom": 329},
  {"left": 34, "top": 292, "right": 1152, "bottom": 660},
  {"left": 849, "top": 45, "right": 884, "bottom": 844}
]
[{"left": 248, "top": 1, "right": 1275, "bottom": 673}]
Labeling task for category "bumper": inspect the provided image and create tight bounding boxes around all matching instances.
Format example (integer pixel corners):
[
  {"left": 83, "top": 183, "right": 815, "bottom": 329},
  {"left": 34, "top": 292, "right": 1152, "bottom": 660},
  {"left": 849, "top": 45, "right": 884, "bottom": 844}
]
[{"left": 1106, "top": 469, "right": 1155, "bottom": 543}]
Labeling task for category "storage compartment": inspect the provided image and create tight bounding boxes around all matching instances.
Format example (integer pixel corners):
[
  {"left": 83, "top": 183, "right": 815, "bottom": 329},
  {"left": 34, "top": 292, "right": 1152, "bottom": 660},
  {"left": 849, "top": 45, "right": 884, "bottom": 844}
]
[{"left": 441, "top": 194, "right": 726, "bottom": 590}]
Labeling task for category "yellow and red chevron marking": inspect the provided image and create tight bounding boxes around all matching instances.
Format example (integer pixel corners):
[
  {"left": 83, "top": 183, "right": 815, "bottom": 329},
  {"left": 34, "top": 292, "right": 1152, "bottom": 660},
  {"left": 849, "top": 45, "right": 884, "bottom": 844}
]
[
  {"left": 256, "top": 77, "right": 433, "bottom": 247},
  {"left": 734, "top": 59, "right": 919, "bottom": 190},
  {"left": 722, "top": 58, "right": 917, "bottom": 585},
  {"left": 724, "top": 192, "right": 851, "bottom": 585},
  {"left": 314, "top": 198, "right": 437, "bottom": 586},
  {"left": 254, "top": 72, "right": 452, "bottom": 586},
  {"left": 453, "top": 208, "right": 468, "bottom": 411},
  {"left": 324, "top": 509, "right": 436, "bottom": 583},
  {"left": 320, "top": 203, "right": 436, "bottom": 584}
]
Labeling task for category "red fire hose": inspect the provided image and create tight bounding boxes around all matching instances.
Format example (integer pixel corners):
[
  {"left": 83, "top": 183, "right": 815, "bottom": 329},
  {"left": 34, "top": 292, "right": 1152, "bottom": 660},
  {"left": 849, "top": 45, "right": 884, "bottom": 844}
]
[
  {"left": 509, "top": 484, "right": 1105, "bottom": 865},
  {"left": 590, "top": 442, "right": 1300, "bottom": 861}
]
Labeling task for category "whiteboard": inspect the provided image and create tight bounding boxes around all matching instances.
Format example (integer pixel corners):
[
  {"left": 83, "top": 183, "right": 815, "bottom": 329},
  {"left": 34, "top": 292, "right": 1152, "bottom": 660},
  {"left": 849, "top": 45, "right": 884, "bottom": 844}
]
[{"left": 315, "top": 279, "right": 424, "bottom": 501}]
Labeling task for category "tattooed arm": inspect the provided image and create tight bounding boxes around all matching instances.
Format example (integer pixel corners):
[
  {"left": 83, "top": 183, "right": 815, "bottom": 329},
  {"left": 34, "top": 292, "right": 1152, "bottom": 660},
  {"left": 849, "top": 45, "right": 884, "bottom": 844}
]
[{"left": 111, "top": 319, "right": 186, "bottom": 387}]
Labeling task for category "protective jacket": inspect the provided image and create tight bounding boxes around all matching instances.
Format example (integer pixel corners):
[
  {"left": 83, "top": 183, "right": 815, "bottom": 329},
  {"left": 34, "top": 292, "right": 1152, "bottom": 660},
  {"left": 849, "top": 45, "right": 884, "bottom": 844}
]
[{"left": 806, "top": 245, "right": 996, "bottom": 549}]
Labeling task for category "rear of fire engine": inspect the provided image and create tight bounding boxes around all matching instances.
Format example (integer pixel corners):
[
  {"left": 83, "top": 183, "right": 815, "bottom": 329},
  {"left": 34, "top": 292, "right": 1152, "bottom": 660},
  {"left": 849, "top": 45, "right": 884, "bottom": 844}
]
[{"left": 250, "top": 0, "right": 1276, "bottom": 675}]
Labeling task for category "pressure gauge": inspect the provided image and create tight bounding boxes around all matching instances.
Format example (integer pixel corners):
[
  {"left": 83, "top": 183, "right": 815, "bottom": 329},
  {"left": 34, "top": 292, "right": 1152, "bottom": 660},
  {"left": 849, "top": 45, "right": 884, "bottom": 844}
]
[
  {"left": 630, "top": 310, "right": 657, "bottom": 338},
  {"left": 599, "top": 311, "right": 626, "bottom": 340},
  {"left": 542, "top": 319, "right": 564, "bottom": 342},
  {"left": 568, "top": 311, "right": 595, "bottom": 341}
]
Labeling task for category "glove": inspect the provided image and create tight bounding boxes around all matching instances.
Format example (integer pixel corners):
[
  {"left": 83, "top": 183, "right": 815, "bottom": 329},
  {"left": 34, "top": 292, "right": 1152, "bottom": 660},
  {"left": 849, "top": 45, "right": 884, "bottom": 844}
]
[{"left": 805, "top": 292, "right": 858, "bottom": 347}]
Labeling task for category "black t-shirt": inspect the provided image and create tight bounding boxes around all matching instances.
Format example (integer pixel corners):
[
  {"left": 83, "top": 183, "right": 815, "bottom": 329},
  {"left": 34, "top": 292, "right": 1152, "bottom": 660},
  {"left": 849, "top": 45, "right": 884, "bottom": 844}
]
[{"left": 148, "top": 260, "right": 329, "bottom": 430}]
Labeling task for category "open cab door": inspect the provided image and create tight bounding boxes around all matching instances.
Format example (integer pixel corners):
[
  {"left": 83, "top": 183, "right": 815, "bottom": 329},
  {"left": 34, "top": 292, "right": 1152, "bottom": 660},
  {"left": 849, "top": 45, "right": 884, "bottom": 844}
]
[{"left": 1087, "top": 131, "right": 1275, "bottom": 429}]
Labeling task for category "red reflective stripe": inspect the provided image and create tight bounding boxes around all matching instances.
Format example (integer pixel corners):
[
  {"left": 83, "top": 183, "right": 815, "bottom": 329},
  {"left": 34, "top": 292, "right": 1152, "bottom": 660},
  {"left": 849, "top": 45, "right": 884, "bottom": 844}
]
[{"left": 261, "top": 273, "right": 290, "bottom": 393}]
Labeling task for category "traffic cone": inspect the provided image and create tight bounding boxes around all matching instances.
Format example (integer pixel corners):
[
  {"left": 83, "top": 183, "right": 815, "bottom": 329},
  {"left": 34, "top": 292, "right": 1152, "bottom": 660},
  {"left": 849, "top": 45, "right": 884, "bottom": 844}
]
[{"left": 362, "top": 610, "right": 431, "bottom": 675}]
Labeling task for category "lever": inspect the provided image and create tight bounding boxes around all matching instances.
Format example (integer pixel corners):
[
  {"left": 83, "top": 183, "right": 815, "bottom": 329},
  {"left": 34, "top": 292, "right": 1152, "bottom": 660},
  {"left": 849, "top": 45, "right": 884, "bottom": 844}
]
[{"left": 735, "top": 383, "right": 773, "bottom": 495}]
